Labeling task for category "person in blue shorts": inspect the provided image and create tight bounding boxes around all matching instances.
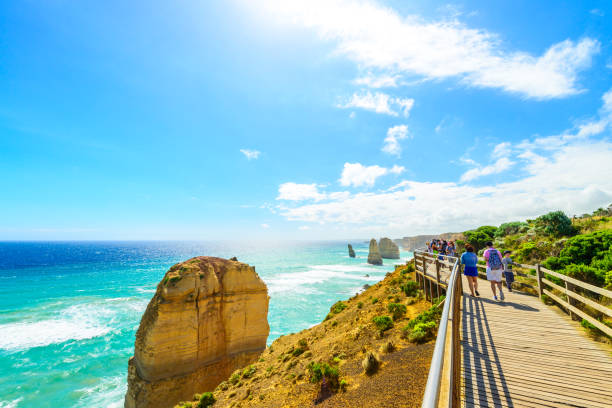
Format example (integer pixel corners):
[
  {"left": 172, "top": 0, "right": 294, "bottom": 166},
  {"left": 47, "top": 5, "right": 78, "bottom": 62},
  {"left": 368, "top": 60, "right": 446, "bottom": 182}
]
[{"left": 461, "top": 244, "right": 480, "bottom": 297}]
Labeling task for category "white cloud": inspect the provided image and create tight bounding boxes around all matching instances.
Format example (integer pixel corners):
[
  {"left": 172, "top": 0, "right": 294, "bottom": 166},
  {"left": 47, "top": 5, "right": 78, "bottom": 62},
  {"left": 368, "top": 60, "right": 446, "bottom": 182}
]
[
  {"left": 338, "top": 91, "right": 414, "bottom": 117},
  {"left": 240, "top": 149, "right": 261, "bottom": 160},
  {"left": 382, "top": 125, "right": 410, "bottom": 156},
  {"left": 460, "top": 157, "right": 514, "bottom": 182},
  {"left": 279, "top": 141, "right": 612, "bottom": 235},
  {"left": 390, "top": 165, "right": 405, "bottom": 174},
  {"left": 339, "top": 162, "right": 389, "bottom": 187},
  {"left": 261, "top": 0, "right": 599, "bottom": 99},
  {"left": 261, "top": 223, "right": 270, "bottom": 229},
  {"left": 492, "top": 142, "right": 512, "bottom": 159},
  {"left": 298, "top": 225, "right": 311, "bottom": 230},
  {"left": 354, "top": 74, "right": 399, "bottom": 88},
  {"left": 277, "top": 183, "right": 326, "bottom": 201}
]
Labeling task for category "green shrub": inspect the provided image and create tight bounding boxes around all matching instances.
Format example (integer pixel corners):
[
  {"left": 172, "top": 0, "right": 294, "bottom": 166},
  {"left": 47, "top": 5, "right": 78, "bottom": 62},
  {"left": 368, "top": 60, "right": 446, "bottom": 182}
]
[
  {"left": 199, "top": 392, "right": 215, "bottom": 407},
  {"left": 371, "top": 297, "right": 379, "bottom": 304},
  {"left": 372, "top": 316, "right": 394, "bottom": 331},
  {"left": 307, "top": 362, "right": 340, "bottom": 390},
  {"left": 292, "top": 347, "right": 305, "bottom": 357},
  {"left": 534, "top": 211, "right": 575, "bottom": 237},
  {"left": 229, "top": 371, "right": 240, "bottom": 384},
  {"left": 387, "top": 303, "right": 407, "bottom": 321},
  {"left": 464, "top": 226, "right": 497, "bottom": 251},
  {"left": 401, "top": 281, "right": 419, "bottom": 297},
  {"left": 562, "top": 264, "right": 606, "bottom": 287},
  {"left": 330, "top": 301, "right": 347, "bottom": 314},
  {"left": 357, "top": 301, "right": 363, "bottom": 309},
  {"left": 401, "top": 303, "right": 442, "bottom": 343},
  {"left": 495, "top": 221, "right": 528, "bottom": 237},
  {"left": 242, "top": 365, "right": 256, "bottom": 378}
]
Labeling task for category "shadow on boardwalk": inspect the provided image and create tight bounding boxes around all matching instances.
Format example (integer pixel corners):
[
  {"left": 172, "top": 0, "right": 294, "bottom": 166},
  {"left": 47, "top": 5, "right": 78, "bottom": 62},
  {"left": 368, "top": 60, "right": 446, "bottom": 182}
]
[
  {"left": 462, "top": 295, "right": 513, "bottom": 407},
  {"left": 460, "top": 278, "right": 612, "bottom": 408}
]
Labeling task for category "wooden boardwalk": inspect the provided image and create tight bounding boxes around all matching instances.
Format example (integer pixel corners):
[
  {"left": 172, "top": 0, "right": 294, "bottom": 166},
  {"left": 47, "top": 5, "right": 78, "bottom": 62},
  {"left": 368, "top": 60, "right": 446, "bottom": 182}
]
[{"left": 460, "top": 276, "right": 612, "bottom": 408}]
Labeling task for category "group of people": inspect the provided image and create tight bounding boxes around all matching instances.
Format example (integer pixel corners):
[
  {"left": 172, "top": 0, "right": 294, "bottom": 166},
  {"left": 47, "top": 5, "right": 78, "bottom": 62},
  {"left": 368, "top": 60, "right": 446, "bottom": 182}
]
[
  {"left": 460, "top": 241, "right": 514, "bottom": 301},
  {"left": 426, "top": 239, "right": 457, "bottom": 258}
]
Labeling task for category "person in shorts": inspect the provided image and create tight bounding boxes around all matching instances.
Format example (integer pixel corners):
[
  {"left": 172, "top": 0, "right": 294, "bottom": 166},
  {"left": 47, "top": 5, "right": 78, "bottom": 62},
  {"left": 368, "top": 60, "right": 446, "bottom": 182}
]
[
  {"left": 461, "top": 244, "right": 479, "bottom": 297},
  {"left": 483, "top": 241, "right": 504, "bottom": 301},
  {"left": 502, "top": 250, "right": 515, "bottom": 292}
]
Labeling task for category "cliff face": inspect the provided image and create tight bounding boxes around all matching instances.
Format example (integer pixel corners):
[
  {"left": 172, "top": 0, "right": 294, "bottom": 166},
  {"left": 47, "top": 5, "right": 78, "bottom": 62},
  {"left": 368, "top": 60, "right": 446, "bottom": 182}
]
[
  {"left": 125, "top": 257, "right": 269, "bottom": 408},
  {"left": 396, "top": 233, "right": 463, "bottom": 251},
  {"left": 379, "top": 237, "right": 400, "bottom": 259},
  {"left": 367, "top": 239, "right": 383, "bottom": 265},
  {"left": 348, "top": 244, "right": 356, "bottom": 258}
]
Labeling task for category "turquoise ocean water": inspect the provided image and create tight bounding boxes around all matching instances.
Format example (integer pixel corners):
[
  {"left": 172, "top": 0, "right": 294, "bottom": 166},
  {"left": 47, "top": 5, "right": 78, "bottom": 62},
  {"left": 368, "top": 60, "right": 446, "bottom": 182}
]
[{"left": 0, "top": 241, "right": 411, "bottom": 408}]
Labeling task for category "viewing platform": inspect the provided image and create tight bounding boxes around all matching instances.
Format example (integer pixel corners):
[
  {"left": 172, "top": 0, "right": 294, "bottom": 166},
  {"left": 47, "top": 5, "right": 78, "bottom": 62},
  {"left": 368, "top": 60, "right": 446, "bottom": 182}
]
[{"left": 414, "top": 250, "right": 612, "bottom": 408}]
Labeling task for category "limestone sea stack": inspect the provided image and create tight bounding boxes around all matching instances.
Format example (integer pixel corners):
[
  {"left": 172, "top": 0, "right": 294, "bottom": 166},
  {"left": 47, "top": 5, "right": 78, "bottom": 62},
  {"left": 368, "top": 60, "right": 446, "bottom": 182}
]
[
  {"left": 367, "top": 239, "right": 383, "bottom": 265},
  {"left": 379, "top": 237, "right": 400, "bottom": 259},
  {"left": 125, "top": 257, "right": 269, "bottom": 408},
  {"left": 348, "top": 244, "right": 356, "bottom": 258}
]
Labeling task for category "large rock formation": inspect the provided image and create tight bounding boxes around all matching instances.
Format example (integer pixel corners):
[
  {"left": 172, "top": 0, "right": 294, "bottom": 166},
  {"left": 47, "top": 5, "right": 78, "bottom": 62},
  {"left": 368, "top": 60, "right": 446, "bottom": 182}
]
[
  {"left": 348, "top": 244, "right": 356, "bottom": 258},
  {"left": 379, "top": 237, "right": 400, "bottom": 259},
  {"left": 125, "top": 257, "right": 269, "bottom": 408},
  {"left": 367, "top": 239, "right": 383, "bottom": 265}
]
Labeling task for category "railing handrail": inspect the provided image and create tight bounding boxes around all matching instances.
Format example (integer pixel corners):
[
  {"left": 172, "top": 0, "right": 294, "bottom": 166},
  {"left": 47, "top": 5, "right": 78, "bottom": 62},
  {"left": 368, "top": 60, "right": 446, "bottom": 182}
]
[{"left": 418, "top": 251, "right": 461, "bottom": 408}]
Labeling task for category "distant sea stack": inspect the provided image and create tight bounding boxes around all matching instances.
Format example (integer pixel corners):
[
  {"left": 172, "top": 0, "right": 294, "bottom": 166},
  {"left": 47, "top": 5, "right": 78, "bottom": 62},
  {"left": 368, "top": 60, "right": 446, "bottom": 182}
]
[
  {"left": 379, "top": 237, "right": 400, "bottom": 259},
  {"left": 348, "top": 244, "right": 356, "bottom": 258},
  {"left": 124, "top": 257, "right": 269, "bottom": 408},
  {"left": 367, "top": 239, "right": 383, "bottom": 265}
]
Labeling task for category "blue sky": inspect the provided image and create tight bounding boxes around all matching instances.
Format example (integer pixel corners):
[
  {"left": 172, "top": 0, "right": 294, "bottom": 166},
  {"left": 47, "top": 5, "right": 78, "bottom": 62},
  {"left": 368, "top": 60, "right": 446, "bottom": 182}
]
[{"left": 1, "top": 0, "right": 611, "bottom": 240}]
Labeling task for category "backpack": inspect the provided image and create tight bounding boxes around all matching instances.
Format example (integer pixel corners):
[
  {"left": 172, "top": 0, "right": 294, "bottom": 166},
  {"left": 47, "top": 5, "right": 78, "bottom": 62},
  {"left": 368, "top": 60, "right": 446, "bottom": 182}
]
[{"left": 487, "top": 249, "right": 503, "bottom": 270}]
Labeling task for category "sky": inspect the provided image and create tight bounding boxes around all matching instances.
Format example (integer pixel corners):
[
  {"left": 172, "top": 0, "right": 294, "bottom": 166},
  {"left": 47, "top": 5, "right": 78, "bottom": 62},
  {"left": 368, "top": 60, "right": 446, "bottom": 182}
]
[{"left": 1, "top": 0, "right": 612, "bottom": 240}]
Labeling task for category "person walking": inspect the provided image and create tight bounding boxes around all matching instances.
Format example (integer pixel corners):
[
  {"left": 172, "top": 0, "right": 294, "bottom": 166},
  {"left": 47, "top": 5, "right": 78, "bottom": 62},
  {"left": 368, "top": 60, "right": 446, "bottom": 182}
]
[
  {"left": 461, "top": 244, "right": 480, "bottom": 297},
  {"left": 483, "top": 241, "right": 504, "bottom": 301}
]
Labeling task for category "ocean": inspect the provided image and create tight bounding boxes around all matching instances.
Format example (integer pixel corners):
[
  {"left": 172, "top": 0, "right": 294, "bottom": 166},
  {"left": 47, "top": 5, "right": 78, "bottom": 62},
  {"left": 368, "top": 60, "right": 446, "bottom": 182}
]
[{"left": 0, "top": 241, "right": 412, "bottom": 408}]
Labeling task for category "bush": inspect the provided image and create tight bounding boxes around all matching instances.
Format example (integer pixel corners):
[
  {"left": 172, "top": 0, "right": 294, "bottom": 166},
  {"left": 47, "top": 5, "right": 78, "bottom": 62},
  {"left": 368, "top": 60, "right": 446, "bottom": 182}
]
[
  {"left": 199, "top": 392, "right": 215, "bottom": 407},
  {"left": 242, "top": 365, "right": 256, "bottom": 378},
  {"left": 357, "top": 301, "right": 363, "bottom": 309},
  {"left": 543, "top": 230, "right": 612, "bottom": 287},
  {"left": 562, "top": 264, "right": 606, "bottom": 287},
  {"left": 229, "top": 371, "right": 240, "bottom": 385},
  {"left": 406, "top": 321, "right": 437, "bottom": 343},
  {"left": 330, "top": 301, "right": 347, "bottom": 314},
  {"left": 534, "top": 211, "right": 575, "bottom": 237},
  {"left": 325, "top": 301, "right": 348, "bottom": 320},
  {"left": 371, "top": 297, "right": 379, "bottom": 304},
  {"left": 401, "top": 281, "right": 419, "bottom": 297},
  {"left": 387, "top": 303, "right": 407, "bottom": 321},
  {"left": 307, "top": 362, "right": 340, "bottom": 390},
  {"left": 401, "top": 303, "right": 442, "bottom": 343},
  {"left": 372, "top": 316, "right": 394, "bottom": 331},
  {"left": 495, "top": 221, "right": 528, "bottom": 238},
  {"left": 464, "top": 226, "right": 497, "bottom": 251}
]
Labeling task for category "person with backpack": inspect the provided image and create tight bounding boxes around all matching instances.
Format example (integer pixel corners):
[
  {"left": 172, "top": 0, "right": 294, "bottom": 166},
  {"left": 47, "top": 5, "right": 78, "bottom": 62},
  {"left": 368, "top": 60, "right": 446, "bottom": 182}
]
[{"left": 483, "top": 241, "right": 504, "bottom": 301}]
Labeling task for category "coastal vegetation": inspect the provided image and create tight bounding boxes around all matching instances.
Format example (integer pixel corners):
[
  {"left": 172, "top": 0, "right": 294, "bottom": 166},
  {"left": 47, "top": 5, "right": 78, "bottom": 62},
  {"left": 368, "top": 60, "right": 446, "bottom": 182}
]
[
  {"left": 459, "top": 205, "right": 612, "bottom": 340},
  {"left": 175, "top": 262, "right": 438, "bottom": 407}
]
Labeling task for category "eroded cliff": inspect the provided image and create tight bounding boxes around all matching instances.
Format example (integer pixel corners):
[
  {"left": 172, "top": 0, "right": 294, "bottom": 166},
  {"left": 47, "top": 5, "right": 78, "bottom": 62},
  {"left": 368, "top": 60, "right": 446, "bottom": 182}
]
[
  {"left": 367, "top": 239, "right": 383, "bottom": 265},
  {"left": 125, "top": 256, "right": 269, "bottom": 408},
  {"left": 378, "top": 237, "right": 400, "bottom": 259}
]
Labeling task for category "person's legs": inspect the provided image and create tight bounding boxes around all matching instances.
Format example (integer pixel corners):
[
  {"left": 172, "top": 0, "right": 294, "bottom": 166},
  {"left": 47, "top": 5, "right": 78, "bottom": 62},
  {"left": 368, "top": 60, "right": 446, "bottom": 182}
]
[
  {"left": 490, "top": 280, "right": 497, "bottom": 296},
  {"left": 497, "top": 281, "right": 504, "bottom": 299},
  {"left": 472, "top": 276, "right": 479, "bottom": 294},
  {"left": 466, "top": 276, "right": 475, "bottom": 296}
]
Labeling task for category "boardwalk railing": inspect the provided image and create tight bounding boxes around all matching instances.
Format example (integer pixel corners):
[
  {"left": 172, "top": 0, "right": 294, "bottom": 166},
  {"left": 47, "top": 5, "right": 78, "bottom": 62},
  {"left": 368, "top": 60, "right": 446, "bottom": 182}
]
[{"left": 414, "top": 250, "right": 462, "bottom": 408}]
